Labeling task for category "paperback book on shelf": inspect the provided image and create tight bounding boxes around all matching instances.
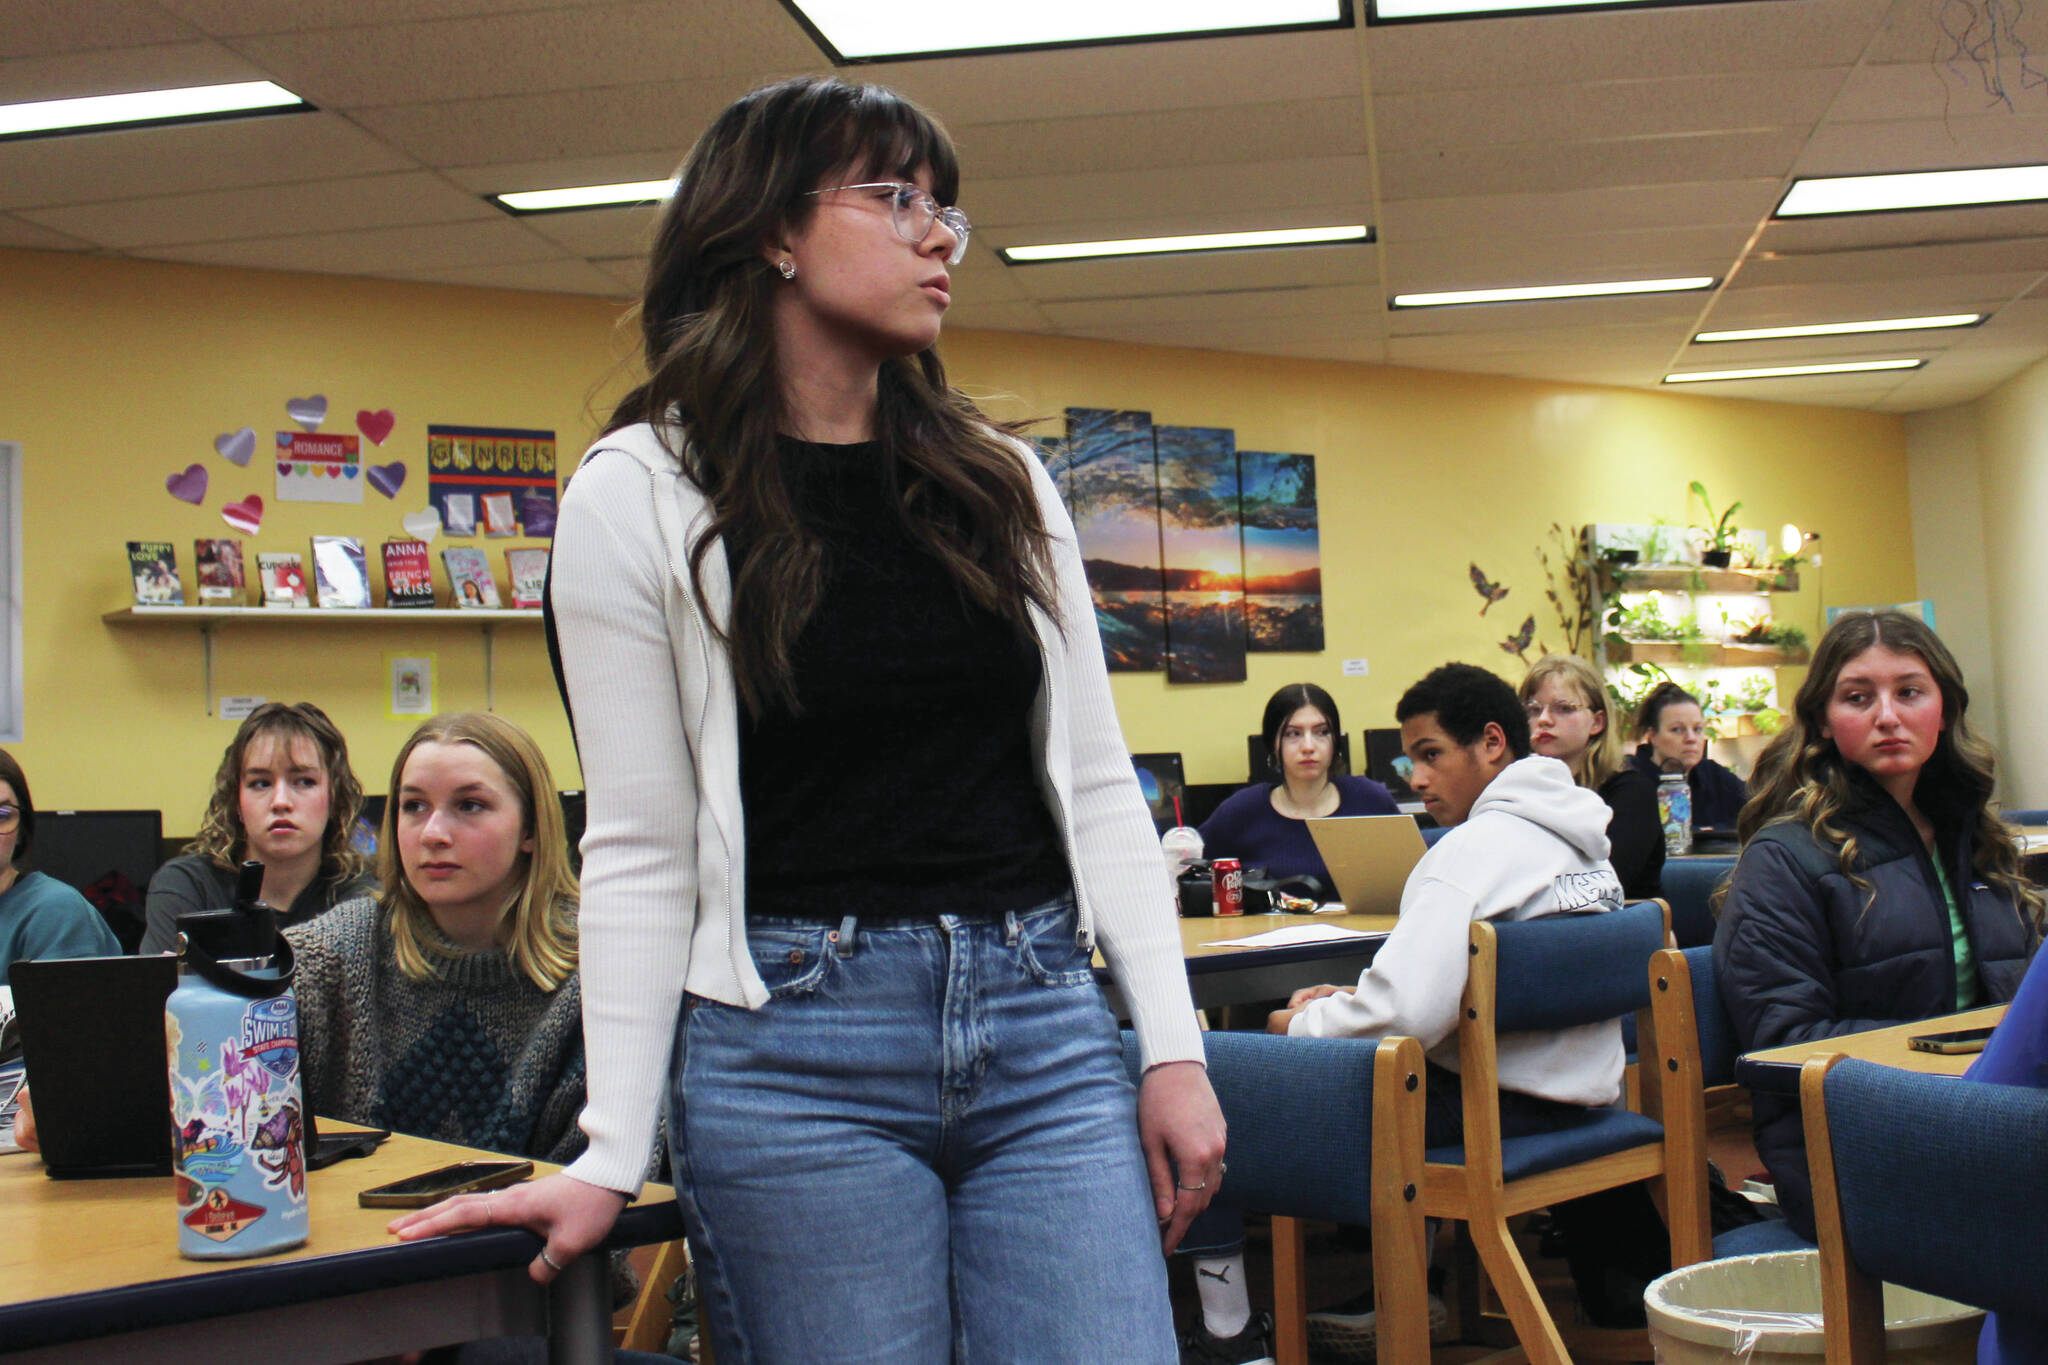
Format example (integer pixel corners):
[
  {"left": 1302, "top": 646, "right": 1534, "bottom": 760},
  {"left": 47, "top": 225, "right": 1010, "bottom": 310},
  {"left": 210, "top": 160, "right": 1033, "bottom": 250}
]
[
  {"left": 193, "top": 538, "right": 246, "bottom": 605},
  {"left": 127, "top": 541, "right": 183, "bottom": 606},
  {"left": 505, "top": 547, "right": 549, "bottom": 609},
  {"left": 381, "top": 539, "right": 436, "bottom": 609},
  {"left": 442, "top": 547, "right": 500, "bottom": 608},
  {"left": 257, "top": 552, "right": 307, "bottom": 608},
  {"left": 310, "top": 536, "right": 371, "bottom": 609}
]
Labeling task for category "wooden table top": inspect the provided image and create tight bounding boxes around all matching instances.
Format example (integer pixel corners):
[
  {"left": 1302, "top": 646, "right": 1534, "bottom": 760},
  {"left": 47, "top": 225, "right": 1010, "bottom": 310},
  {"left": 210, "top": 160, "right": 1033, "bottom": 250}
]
[
  {"left": 0, "top": 1121, "right": 674, "bottom": 1310},
  {"left": 1178, "top": 911, "right": 1397, "bottom": 958},
  {"left": 1734, "top": 1004, "right": 2007, "bottom": 1094}
]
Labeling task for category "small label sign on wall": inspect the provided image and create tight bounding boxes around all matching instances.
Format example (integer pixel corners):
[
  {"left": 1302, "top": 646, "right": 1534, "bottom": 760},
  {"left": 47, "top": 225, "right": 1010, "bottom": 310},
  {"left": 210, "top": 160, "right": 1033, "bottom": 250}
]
[
  {"left": 1341, "top": 659, "right": 1369, "bottom": 677},
  {"left": 220, "top": 696, "right": 266, "bottom": 720}
]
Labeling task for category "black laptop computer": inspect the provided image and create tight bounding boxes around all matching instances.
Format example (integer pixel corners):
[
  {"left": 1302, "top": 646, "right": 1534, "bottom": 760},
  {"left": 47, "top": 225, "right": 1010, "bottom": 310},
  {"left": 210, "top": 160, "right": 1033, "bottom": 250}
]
[{"left": 11, "top": 954, "right": 177, "bottom": 1177}]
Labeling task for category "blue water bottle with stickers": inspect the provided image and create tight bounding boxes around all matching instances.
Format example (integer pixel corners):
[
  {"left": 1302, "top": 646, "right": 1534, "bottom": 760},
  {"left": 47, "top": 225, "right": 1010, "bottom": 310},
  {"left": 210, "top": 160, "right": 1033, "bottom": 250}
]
[{"left": 165, "top": 861, "right": 309, "bottom": 1259}]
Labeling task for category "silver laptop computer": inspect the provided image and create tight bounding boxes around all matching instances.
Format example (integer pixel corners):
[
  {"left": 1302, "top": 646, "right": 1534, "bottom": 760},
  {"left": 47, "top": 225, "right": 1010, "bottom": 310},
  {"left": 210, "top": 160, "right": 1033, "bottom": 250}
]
[{"left": 1306, "top": 814, "right": 1429, "bottom": 914}]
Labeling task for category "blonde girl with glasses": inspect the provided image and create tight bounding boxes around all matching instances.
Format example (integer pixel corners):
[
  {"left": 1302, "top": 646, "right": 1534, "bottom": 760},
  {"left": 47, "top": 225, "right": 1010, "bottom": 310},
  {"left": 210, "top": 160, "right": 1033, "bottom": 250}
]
[
  {"left": 0, "top": 748, "right": 118, "bottom": 985},
  {"left": 391, "top": 75, "right": 1220, "bottom": 1363},
  {"left": 1518, "top": 655, "right": 1665, "bottom": 898}
]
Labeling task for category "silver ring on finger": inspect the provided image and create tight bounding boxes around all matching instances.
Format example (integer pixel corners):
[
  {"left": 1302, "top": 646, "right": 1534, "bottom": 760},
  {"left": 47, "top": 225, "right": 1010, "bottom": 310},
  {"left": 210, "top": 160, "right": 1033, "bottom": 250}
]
[
  {"left": 1176, "top": 1178, "right": 1208, "bottom": 1192},
  {"left": 482, "top": 1196, "right": 495, "bottom": 1225},
  {"left": 540, "top": 1247, "right": 565, "bottom": 1273}
]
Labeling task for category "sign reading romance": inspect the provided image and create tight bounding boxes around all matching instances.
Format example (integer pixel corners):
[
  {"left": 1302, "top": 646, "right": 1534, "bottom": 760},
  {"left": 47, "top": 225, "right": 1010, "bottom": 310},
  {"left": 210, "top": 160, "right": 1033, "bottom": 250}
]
[{"left": 275, "top": 431, "right": 363, "bottom": 504}]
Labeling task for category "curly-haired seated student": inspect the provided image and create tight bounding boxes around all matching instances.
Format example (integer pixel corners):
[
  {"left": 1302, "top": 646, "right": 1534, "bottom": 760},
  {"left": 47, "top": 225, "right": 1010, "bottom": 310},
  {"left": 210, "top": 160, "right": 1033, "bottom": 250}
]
[
  {"left": 1714, "top": 611, "right": 2039, "bottom": 1241},
  {"left": 139, "top": 702, "right": 376, "bottom": 955},
  {"left": 0, "top": 748, "right": 118, "bottom": 983},
  {"left": 1178, "top": 664, "right": 1637, "bottom": 1365},
  {"left": 1197, "top": 683, "right": 1397, "bottom": 895}
]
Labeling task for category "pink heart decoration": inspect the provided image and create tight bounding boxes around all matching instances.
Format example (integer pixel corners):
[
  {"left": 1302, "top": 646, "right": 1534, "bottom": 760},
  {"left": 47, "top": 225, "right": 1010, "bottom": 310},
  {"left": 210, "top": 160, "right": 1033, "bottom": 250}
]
[
  {"left": 286, "top": 394, "right": 327, "bottom": 431},
  {"left": 222, "top": 494, "right": 264, "bottom": 536},
  {"left": 356, "top": 408, "right": 396, "bottom": 445},
  {"left": 214, "top": 427, "right": 255, "bottom": 467},
  {"left": 367, "top": 461, "right": 406, "bottom": 499},
  {"left": 166, "top": 463, "right": 208, "bottom": 504}
]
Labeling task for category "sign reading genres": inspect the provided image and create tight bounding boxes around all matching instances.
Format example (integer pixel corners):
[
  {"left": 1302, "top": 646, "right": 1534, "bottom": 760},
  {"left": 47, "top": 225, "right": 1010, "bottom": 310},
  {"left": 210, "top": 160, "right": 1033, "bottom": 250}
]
[
  {"left": 425, "top": 424, "right": 558, "bottom": 540},
  {"left": 275, "top": 431, "right": 363, "bottom": 504}
]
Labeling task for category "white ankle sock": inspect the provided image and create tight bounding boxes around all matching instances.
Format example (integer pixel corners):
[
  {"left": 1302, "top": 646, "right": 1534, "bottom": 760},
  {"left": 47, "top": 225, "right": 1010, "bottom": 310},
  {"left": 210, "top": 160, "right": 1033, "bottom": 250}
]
[{"left": 1195, "top": 1253, "right": 1251, "bottom": 1337}]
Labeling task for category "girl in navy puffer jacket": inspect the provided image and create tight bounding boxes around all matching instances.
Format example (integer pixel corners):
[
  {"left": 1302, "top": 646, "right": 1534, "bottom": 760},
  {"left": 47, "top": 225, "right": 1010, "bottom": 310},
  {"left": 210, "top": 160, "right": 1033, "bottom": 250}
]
[{"left": 1714, "top": 611, "right": 2040, "bottom": 1240}]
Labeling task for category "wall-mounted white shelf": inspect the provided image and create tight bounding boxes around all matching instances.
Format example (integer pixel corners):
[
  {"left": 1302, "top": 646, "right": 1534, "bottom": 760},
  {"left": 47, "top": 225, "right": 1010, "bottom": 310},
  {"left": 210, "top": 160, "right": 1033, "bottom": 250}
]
[{"left": 103, "top": 605, "right": 545, "bottom": 714}]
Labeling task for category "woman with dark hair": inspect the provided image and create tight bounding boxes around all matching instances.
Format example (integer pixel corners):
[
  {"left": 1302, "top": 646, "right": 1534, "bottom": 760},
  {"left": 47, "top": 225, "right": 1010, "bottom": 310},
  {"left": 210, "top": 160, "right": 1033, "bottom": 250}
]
[
  {"left": 393, "top": 76, "right": 1221, "bottom": 1362},
  {"left": 1628, "top": 680, "right": 1749, "bottom": 830},
  {"left": 1714, "top": 610, "right": 2040, "bottom": 1239},
  {"left": 1198, "top": 682, "right": 1397, "bottom": 891},
  {"left": 138, "top": 702, "right": 375, "bottom": 954},
  {"left": 1519, "top": 655, "right": 1663, "bottom": 898},
  {"left": 0, "top": 748, "right": 118, "bottom": 984}
]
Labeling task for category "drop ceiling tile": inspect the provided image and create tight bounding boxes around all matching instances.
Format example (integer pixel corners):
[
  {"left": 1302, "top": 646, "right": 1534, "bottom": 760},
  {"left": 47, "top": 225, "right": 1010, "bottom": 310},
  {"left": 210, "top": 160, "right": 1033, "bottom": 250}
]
[
  {"left": 1825, "top": 59, "right": 2031, "bottom": 121},
  {"left": 1379, "top": 129, "right": 1807, "bottom": 200},
  {"left": 152, "top": 0, "right": 622, "bottom": 35},
  {"left": 1794, "top": 113, "right": 2048, "bottom": 176},
  {"left": 1383, "top": 227, "right": 1746, "bottom": 291},
  {"left": 0, "top": 1, "right": 200, "bottom": 59},
  {"left": 0, "top": 39, "right": 263, "bottom": 102},
  {"left": 134, "top": 217, "right": 563, "bottom": 274},
  {"left": 1672, "top": 334, "right": 1960, "bottom": 366},
  {"left": 380, "top": 255, "right": 631, "bottom": 296},
  {"left": 1363, "top": 0, "right": 1886, "bottom": 92},
  {"left": 0, "top": 112, "right": 414, "bottom": 211},
  {"left": 978, "top": 158, "right": 1371, "bottom": 232},
  {"left": 1386, "top": 321, "right": 1693, "bottom": 360},
  {"left": 443, "top": 153, "right": 681, "bottom": 195},
  {"left": 1860, "top": 0, "right": 2036, "bottom": 64},
  {"left": 1002, "top": 243, "right": 1379, "bottom": 302},
  {"left": 1037, "top": 285, "right": 1382, "bottom": 330},
  {"left": 513, "top": 204, "right": 661, "bottom": 258},
  {"left": 1714, "top": 275, "right": 2047, "bottom": 320},
  {"left": 1386, "top": 292, "right": 1710, "bottom": 335},
  {"left": 1756, "top": 202, "right": 2048, "bottom": 253},
  {"left": 1062, "top": 312, "right": 1384, "bottom": 353},
  {"left": 865, "top": 29, "right": 1362, "bottom": 126},
  {"left": 1731, "top": 237, "right": 2048, "bottom": 287},
  {"left": 1972, "top": 297, "right": 2048, "bottom": 338},
  {"left": 1227, "top": 336, "right": 1388, "bottom": 364},
  {"left": 350, "top": 81, "right": 736, "bottom": 168},
  {"left": 1380, "top": 180, "right": 1781, "bottom": 237},
  {"left": 229, "top": 0, "right": 818, "bottom": 107},
  {"left": 957, "top": 98, "right": 1367, "bottom": 181},
  {"left": 1373, "top": 71, "right": 1837, "bottom": 152},
  {"left": 0, "top": 214, "right": 93, "bottom": 250},
  {"left": 594, "top": 256, "right": 645, "bottom": 292},
  {"left": 17, "top": 171, "right": 497, "bottom": 248}
]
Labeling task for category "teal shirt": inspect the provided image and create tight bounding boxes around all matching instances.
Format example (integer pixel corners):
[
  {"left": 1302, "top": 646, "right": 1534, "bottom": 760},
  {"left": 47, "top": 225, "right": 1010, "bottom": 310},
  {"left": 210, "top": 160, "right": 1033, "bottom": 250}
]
[
  {"left": 0, "top": 870, "right": 120, "bottom": 986},
  {"left": 1929, "top": 853, "right": 1980, "bottom": 1009}
]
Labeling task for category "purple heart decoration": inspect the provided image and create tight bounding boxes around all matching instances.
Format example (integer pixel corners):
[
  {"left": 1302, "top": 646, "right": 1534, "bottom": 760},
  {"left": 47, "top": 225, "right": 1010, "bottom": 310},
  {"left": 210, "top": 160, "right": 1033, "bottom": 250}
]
[
  {"left": 166, "top": 463, "right": 208, "bottom": 504},
  {"left": 367, "top": 461, "right": 407, "bottom": 499},
  {"left": 286, "top": 394, "right": 327, "bottom": 431},
  {"left": 214, "top": 426, "right": 255, "bottom": 467}
]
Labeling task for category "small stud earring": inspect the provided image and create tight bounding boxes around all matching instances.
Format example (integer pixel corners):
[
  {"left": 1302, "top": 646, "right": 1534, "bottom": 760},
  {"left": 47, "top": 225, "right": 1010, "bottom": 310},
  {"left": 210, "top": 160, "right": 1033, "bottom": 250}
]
[{"left": 777, "top": 260, "right": 796, "bottom": 280}]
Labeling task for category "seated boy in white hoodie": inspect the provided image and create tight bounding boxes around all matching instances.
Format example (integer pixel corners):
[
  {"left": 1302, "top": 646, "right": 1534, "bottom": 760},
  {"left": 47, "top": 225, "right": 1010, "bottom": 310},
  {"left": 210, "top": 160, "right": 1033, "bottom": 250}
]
[{"left": 1178, "top": 663, "right": 1629, "bottom": 1365}]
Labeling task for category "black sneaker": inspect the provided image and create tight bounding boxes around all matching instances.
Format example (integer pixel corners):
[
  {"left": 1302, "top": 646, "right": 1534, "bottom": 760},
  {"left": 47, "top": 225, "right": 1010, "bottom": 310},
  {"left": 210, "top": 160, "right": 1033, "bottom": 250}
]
[
  {"left": 1305, "top": 1287, "right": 1449, "bottom": 1361},
  {"left": 1178, "top": 1311, "right": 1277, "bottom": 1365}
]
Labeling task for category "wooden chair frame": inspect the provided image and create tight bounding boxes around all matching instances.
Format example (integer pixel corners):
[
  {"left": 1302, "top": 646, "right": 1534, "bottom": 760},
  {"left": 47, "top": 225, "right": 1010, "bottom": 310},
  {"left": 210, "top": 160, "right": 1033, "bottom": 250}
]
[
  {"left": 1416, "top": 919, "right": 1711, "bottom": 1365},
  {"left": 1801, "top": 1053, "right": 1884, "bottom": 1365}
]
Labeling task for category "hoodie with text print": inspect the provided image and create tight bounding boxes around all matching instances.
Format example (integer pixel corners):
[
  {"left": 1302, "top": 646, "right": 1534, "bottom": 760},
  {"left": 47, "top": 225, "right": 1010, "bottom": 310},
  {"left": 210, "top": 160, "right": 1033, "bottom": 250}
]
[{"left": 1289, "top": 754, "right": 1626, "bottom": 1107}]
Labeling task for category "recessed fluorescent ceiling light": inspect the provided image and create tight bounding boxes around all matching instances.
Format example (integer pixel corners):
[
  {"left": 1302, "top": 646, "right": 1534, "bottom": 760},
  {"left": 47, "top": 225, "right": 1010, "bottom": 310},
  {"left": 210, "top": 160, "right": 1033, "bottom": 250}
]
[
  {"left": 1663, "top": 359, "right": 1924, "bottom": 384},
  {"left": 1001, "top": 225, "right": 1370, "bottom": 263},
  {"left": 0, "top": 80, "right": 306, "bottom": 139},
  {"left": 1373, "top": 0, "right": 1683, "bottom": 18},
  {"left": 493, "top": 180, "right": 672, "bottom": 214},
  {"left": 787, "top": 0, "right": 1345, "bottom": 60},
  {"left": 1778, "top": 164, "right": 2048, "bottom": 216},
  {"left": 1391, "top": 277, "right": 1714, "bottom": 307},
  {"left": 1695, "top": 313, "right": 1982, "bottom": 343}
]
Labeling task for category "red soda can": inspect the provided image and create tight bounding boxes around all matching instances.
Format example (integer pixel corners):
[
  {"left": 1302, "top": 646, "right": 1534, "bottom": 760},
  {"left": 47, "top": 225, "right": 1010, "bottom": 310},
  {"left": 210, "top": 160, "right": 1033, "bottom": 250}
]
[{"left": 1212, "top": 858, "right": 1244, "bottom": 917}]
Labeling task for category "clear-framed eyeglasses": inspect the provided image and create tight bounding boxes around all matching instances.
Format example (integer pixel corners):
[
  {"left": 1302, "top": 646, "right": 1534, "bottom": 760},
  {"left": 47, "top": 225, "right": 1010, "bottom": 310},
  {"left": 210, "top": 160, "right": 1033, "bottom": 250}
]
[
  {"left": 1523, "top": 700, "right": 1588, "bottom": 721},
  {"left": 805, "top": 181, "right": 971, "bottom": 265}
]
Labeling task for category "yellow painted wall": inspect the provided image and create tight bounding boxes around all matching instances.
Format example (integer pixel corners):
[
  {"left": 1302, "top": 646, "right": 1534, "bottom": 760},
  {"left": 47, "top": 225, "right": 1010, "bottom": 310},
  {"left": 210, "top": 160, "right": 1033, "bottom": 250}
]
[{"left": 2, "top": 246, "right": 1917, "bottom": 832}]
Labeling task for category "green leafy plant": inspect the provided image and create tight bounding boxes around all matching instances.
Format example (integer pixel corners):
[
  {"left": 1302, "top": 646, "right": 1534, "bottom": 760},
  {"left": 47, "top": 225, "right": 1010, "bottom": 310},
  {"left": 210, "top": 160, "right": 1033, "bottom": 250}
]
[{"left": 1689, "top": 481, "right": 1743, "bottom": 553}]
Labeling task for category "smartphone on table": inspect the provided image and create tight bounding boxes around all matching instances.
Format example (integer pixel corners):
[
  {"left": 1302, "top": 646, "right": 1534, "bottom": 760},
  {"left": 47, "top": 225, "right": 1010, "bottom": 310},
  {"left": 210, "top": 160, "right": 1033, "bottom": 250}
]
[
  {"left": 1906, "top": 1025, "right": 1996, "bottom": 1055},
  {"left": 358, "top": 1159, "right": 535, "bottom": 1208}
]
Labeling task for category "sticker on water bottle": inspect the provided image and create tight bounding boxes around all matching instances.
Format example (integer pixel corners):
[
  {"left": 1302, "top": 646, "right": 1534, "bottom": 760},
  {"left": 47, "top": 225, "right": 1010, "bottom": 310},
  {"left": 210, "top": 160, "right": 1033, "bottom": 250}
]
[{"left": 183, "top": 1186, "right": 268, "bottom": 1242}]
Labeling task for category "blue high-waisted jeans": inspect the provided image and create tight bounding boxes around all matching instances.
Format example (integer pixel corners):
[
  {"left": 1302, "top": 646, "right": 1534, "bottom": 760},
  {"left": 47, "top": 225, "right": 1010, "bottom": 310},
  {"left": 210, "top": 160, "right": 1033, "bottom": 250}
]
[{"left": 667, "top": 897, "right": 1178, "bottom": 1364}]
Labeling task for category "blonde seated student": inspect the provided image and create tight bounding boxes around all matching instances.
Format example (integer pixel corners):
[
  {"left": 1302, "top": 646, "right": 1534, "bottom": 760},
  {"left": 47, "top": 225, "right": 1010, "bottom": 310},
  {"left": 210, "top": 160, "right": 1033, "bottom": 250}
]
[
  {"left": 139, "top": 702, "right": 376, "bottom": 955},
  {"left": 1519, "top": 655, "right": 1664, "bottom": 899}
]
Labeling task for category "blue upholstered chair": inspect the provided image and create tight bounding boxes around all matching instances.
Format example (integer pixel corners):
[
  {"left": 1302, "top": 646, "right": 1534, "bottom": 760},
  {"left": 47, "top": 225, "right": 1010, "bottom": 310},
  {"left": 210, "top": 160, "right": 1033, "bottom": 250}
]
[
  {"left": 1657, "top": 856, "right": 1735, "bottom": 949},
  {"left": 1998, "top": 808, "right": 2048, "bottom": 826},
  {"left": 1802, "top": 1054, "right": 2048, "bottom": 1362},
  {"left": 1121, "top": 1030, "right": 1430, "bottom": 1365},
  {"left": 1420, "top": 824, "right": 1451, "bottom": 847},
  {"left": 1644, "top": 946, "right": 1813, "bottom": 1258},
  {"left": 1420, "top": 901, "right": 1710, "bottom": 1365}
]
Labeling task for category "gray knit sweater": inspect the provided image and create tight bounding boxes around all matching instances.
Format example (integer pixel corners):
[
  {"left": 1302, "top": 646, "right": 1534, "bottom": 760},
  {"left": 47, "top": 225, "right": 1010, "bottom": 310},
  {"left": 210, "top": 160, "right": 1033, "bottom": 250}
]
[{"left": 286, "top": 897, "right": 588, "bottom": 1164}]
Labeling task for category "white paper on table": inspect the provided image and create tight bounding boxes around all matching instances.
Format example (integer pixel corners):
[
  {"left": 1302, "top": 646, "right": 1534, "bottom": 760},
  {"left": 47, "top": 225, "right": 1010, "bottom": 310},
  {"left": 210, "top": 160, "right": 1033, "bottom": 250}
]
[
  {"left": 1201, "top": 924, "right": 1383, "bottom": 949},
  {"left": 2018, "top": 832, "right": 2048, "bottom": 851}
]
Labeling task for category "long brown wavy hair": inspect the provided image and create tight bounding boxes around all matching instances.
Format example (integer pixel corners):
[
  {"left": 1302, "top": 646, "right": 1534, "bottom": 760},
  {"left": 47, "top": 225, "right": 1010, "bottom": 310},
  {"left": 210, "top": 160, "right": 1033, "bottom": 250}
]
[
  {"left": 185, "top": 702, "right": 367, "bottom": 886},
  {"left": 1729, "top": 611, "right": 2041, "bottom": 924},
  {"left": 604, "top": 75, "right": 1056, "bottom": 718},
  {"left": 1518, "top": 654, "right": 1623, "bottom": 789}
]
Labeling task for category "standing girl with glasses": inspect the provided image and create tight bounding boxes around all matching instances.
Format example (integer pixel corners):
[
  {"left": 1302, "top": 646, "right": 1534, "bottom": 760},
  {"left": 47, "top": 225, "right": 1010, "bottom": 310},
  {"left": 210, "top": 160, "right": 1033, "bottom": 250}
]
[
  {"left": 391, "top": 76, "right": 1222, "bottom": 1363},
  {"left": 1518, "top": 656, "right": 1664, "bottom": 899},
  {"left": 0, "top": 749, "right": 119, "bottom": 984},
  {"left": 139, "top": 702, "right": 375, "bottom": 955}
]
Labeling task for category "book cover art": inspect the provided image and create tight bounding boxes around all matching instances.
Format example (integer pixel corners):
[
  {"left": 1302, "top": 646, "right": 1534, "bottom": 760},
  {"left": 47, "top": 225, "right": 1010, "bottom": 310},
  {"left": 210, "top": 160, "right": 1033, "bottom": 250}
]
[
  {"left": 442, "top": 547, "right": 500, "bottom": 608},
  {"left": 505, "top": 547, "right": 549, "bottom": 609},
  {"left": 310, "top": 536, "right": 370, "bottom": 609},
  {"left": 193, "top": 538, "right": 246, "bottom": 604},
  {"left": 381, "top": 540, "right": 436, "bottom": 609},
  {"left": 481, "top": 491, "right": 517, "bottom": 538},
  {"left": 128, "top": 541, "right": 183, "bottom": 605},
  {"left": 257, "top": 552, "right": 308, "bottom": 608}
]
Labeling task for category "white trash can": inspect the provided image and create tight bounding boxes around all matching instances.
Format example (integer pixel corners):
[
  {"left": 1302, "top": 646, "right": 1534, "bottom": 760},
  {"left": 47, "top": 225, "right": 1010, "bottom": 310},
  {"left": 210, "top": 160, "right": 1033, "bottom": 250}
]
[{"left": 1645, "top": 1250, "right": 1982, "bottom": 1365}]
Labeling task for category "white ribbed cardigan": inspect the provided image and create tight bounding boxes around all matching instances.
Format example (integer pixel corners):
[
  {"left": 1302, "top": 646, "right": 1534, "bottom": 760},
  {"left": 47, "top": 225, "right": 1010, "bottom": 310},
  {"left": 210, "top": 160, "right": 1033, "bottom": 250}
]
[{"left": 552, "top": 423, "right": 1205, "bottom": 1196}]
